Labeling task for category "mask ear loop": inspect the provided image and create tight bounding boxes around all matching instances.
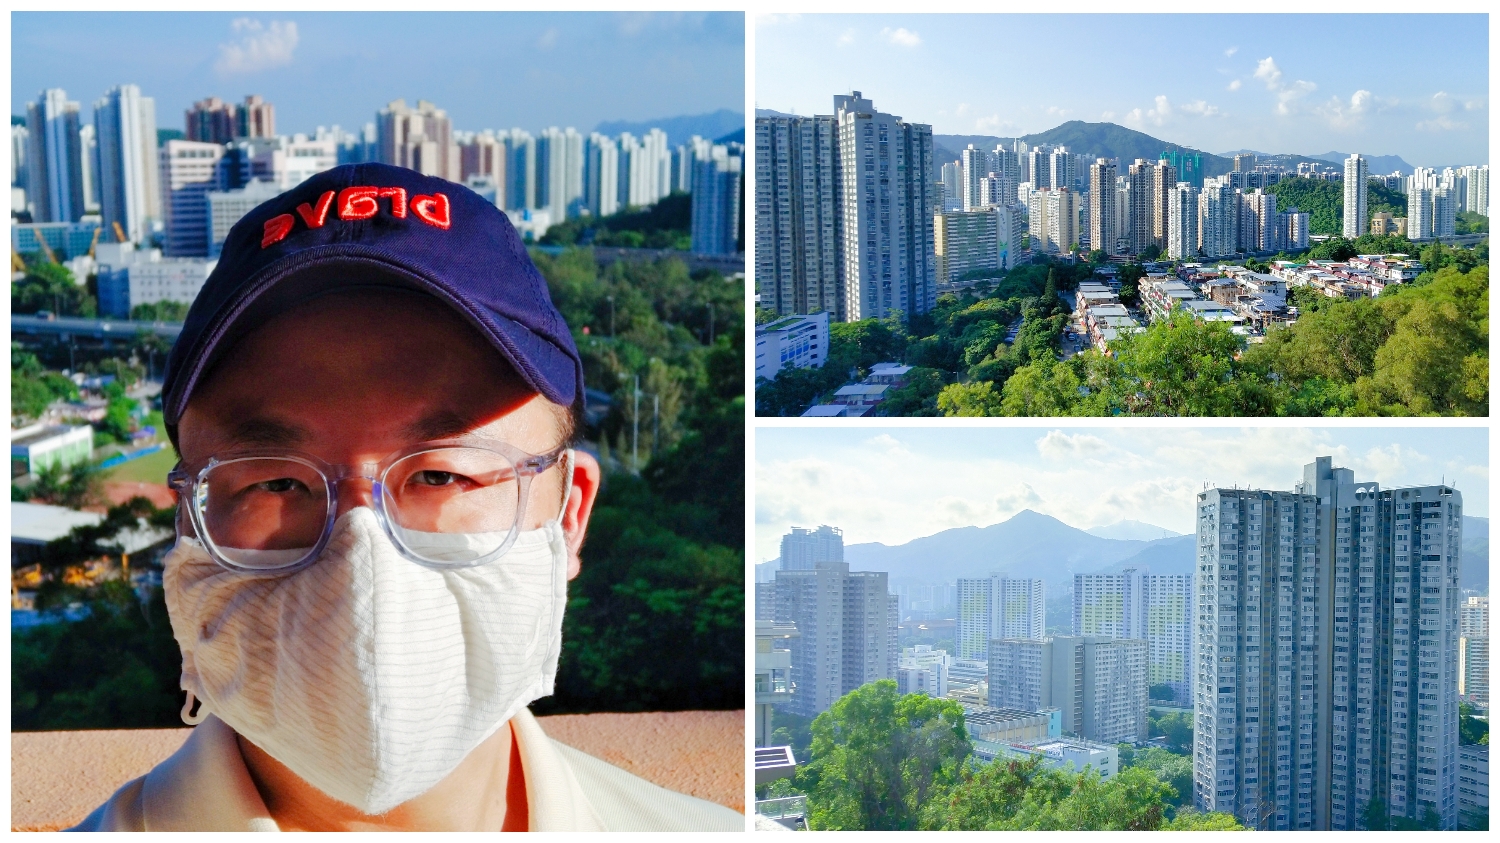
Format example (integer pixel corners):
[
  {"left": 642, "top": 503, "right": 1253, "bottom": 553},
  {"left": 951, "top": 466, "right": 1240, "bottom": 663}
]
[
  {"left": 181, "top": 690, "right": 208, "bottom": 725},
  {"left": 557, "top": 449, "right": 574, "bottom": 521}
]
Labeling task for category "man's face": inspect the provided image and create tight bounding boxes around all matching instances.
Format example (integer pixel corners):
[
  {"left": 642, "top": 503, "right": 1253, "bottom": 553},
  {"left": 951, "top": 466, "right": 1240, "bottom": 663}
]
[{"left": 177, "top": 287, "right": 594, "bottom": 574}]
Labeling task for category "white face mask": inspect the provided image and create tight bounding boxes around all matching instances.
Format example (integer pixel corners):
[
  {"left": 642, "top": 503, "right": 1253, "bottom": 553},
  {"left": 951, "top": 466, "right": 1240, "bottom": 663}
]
[{"left": 162, "top": 506, "right": 569, "bottom": 815}]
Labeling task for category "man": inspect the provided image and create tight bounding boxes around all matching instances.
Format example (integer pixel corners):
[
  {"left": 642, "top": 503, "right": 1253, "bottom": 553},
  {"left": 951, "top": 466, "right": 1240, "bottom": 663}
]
[{"left": 72, "top": 164, "right": 742, "bottom": 831}]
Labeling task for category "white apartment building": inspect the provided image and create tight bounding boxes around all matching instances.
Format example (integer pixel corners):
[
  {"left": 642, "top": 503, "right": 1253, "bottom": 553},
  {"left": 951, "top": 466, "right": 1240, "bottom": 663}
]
[
  {"left": 934, "top": 210, "right": 998, "bottom": 284},
  {"left": 755, "top": 620, "right": 798, "bottom": 747},
  {"left": 1408, "top": 184, "right": 1433, "bottom": 240},
  {"left": 159, "top": 140, "right": 226, "bottom": 257},
  {"left": 1089, "top": 159, "right": 1117, "bottom": 256},
  {"left": 1073, "top": 570, "right": 1145, "bottom": 638},
  {"left": 974, "top": 737, "right": 1118, "bottom": 781},
  {"left": 1028, "top": 188, "right": 1079, "bottom": 254},
  {"left": 1198, "top": 180, "right": 1238, "bottom": 259},
  {"left": 755, "top": 311, "right": 830, "bottom": 382},
  {"left": 1126, "top": 159, "right": 1156, "bottom": 255},
  {"left": 377, "top": 99, "right": 457, "bottom": 182},
  {"left": 957, "top": 576, "right": 1045, "bottom": 660},
  {"left": 754, "top": 115, "right": 840, "bottom": 317},
  {"left": 536, "top": 126, "right": 584, "bottom": 223},
  {"left": 988, "top": 635, "right": 1149, "bottom": 744},
  {"left": 93, "top": 84, "right": 160, "bottom": 244},
  {"left": 1168, "top": 182, "right": 1199, "bottom": 260},
  {"left": 128, "top": 257, "right": 217, "bottom": 311},
  {"left": 1343, "top": 154, "right": 1369, "bottom": 238},
  {"left": 1143, "top": 574, "right": 1195, "bottom": 708},
  {"left": 1195, "top": 457, "right": 1462, "bottom": 830},
  {"left": 773, "top": 557, "right": 892, "bottom": 718},
  {"left": 1459, "top": 596, "right": 1488, "bottom": 708},
  {"left": 583, "top": 132, "right": 620, "bottom": 217},
  {"left": 779, "top": 524, "right": 844, "bottom": 571},
  {"left": 1432, "top": 186, "right": 1457, "bottom": 238},
  {"left": 1457, "top": 744, "right": 1487, "bottom": 830},
  {"left": 834, "top": 92, "right": 937, "bottom": 321},
  {"left": 690, "top": 145, "right": 742, "bottom": 255},
  {"left": 206, "top": 180, "right": 284, "bottom": 257}
]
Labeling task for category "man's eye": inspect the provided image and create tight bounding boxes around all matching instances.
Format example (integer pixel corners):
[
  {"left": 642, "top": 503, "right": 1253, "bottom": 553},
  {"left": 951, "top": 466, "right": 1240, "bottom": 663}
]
[
  {"left": 413, "top": 470, "right": 459, "bottom": 487},
  {"left": 255, "top": 478, "right": 304, "bottom": 494}
]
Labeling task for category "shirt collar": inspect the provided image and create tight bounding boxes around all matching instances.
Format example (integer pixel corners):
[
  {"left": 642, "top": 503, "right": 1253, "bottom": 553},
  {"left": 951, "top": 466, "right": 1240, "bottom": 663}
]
[{"left": 139, "top": 711, "right": 603, "bottom": 831}]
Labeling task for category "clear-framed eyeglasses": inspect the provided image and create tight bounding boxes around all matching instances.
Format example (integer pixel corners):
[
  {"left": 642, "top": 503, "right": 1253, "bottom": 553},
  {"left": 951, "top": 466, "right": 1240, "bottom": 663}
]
[{"left": 166, "top": 439, "right": 571, "bottom": 574}]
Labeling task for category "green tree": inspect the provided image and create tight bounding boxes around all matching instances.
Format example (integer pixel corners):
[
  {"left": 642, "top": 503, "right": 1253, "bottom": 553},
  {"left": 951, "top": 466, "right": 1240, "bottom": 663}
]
[
  {"left": 27, "top": 460, "right": 106, "bottom": 510},
  {"left": 797, "top": 680, "right": 970, "bottom": 830},
  {"left": 1150, "top": 710, "right": 1194, "bottom": 753},
  {"left": 878, "top": 367, "right": 947, "bottom": 416},
  {"left": 1165, "top": 808, "right": 1247, "bottom": 830},
  {"left": 1127, "top": 747, "right": 1194, "bottom": 808},
  {"left": 937, "top": 380, "right": 1005, "bottom": 417},
  {"left": 130, "top": 300, "right": 190, "bottom": 321},
  {"left": 1460, "top": 702, "right": 1490, "bottom": 745},
  {"left": 11, "top": 262, "right": 97, "bottom": 317}
]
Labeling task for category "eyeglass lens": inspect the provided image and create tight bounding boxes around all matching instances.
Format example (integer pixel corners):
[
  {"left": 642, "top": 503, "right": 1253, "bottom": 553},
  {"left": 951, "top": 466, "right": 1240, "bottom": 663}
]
[{"left": 197, "top": 448, "right": 522, "bottom": 568}]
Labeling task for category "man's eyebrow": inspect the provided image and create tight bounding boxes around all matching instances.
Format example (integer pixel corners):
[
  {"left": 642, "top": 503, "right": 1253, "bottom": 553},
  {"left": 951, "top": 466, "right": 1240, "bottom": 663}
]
[
  {"left": 224, "top": 417, "right": 313, "bottom": 448},
  {"left": 402, "top": 410, "right": 485, "bottom": 442}
]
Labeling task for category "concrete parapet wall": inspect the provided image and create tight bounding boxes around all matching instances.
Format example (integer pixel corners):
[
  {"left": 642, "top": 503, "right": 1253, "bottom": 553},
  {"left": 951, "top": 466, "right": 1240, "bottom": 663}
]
[{"left": 11, "top": 710, "right": 744, "bottom": 830}]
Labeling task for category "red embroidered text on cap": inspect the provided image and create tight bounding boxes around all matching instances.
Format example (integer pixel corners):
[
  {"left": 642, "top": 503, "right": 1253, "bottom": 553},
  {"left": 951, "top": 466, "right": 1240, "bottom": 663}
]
[{"left": 262, "top": 186, "right": 447, "bottom": 248}]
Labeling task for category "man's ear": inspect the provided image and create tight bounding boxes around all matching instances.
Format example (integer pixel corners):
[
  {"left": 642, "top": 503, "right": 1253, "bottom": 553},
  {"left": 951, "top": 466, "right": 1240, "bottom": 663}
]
[{"left": 562, "top": 450, "right": 601, "bottom": 580}]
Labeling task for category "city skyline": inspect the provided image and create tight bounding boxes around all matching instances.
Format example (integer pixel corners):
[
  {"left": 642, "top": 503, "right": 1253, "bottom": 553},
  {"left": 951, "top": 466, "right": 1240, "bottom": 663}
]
[
  {"left": 756, "top": 14, "right": 1488, "bottom": 169},
  {"left": 13, "top": 12, "right": 744, "bottom": 136},
  {"left": 755, "top": 427, "right": 1489, "bottom": 562}
]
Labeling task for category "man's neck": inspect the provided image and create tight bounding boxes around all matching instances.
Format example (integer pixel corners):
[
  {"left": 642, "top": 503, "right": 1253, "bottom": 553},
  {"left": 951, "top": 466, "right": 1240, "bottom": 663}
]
[{"left": 236, "top": 721, "right": 529, "bottom": 831}]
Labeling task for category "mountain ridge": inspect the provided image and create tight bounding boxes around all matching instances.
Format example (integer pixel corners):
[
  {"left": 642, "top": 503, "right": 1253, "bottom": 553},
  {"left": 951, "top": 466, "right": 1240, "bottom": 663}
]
[
  {"left": 594, "top": 109, "right": 744, "bottom": 147},
  {"left": 758, "top": 512, "right": 1489, "bottom": 592}
]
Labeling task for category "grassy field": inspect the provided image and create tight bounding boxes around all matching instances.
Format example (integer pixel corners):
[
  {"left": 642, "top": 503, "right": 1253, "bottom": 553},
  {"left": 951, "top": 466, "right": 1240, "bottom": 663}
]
[{"left": 102, "top": 446, "right": 178, "bottom": 485}]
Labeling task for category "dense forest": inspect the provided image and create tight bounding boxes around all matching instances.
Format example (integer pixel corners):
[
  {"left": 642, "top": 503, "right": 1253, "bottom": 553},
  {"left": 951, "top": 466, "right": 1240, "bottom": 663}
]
[
  {"left": 757, "top": 236, "right": 1488, "bottom": 418},
  {"left": 12, "top": 246, "right": 746, "bottom": 728},
  {"left": 1265, "top": 176, "right": 1408, "bottom": 235}
]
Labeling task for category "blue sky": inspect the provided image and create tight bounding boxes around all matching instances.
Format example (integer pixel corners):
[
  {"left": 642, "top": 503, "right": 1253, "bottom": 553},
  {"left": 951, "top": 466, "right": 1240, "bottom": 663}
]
[
  {"left": 13, "top": 12, "right": 744, "bottom": 135},
  {"left": 756, "top": 14, "right": 1488, "bottom": 169},
  {"left": 755, "top": 426, "right": 1488, "bottom": 561}
]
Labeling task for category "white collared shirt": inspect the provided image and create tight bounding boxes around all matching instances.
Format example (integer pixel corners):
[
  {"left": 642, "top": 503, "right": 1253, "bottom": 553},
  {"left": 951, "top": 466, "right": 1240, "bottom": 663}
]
[{"left": 68, "top": 710, "right": 743, "bottom": 832}]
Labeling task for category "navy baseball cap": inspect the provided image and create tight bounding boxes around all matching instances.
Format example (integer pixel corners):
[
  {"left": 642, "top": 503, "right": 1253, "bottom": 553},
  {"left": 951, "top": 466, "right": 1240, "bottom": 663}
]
[{"left": 161, "top": 162, "right": 583, "bottom": 432}]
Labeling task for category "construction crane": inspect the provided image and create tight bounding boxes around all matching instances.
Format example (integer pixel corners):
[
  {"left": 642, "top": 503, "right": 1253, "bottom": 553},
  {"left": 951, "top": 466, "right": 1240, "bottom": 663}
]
[
  {"left": 87, "top": 226, "right": 103, "bottom": 258},
  {"left": 112, "top": 221, "right": 127, "bottom": 243},
  {"left": 36, "top": 235, "right": 58, "bottom": 264}
]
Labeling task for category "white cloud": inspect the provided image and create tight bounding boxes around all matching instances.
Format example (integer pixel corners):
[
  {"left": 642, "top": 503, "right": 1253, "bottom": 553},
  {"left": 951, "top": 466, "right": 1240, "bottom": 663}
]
[
  {"left": 1228, "top": 79, "right": 1242, "bottom": 92},
  {"left": 536, "top": 28, "right": 558, "bottom": 50},
  {"left": 1315, "top": 89, "right": 1373, "bottom": 129},
  {"left": 1036, "top": 430, "right": 1110, "bottom": 461},
  {"left": 1181, "top": 100, "right": 1221, "bottom": 117},
  {"left": 1253, "top": 56, "right": 1319, "bottom": 116},
  {"left": 956, "top": 102, "right": 970, "bottom": 116},
  {"left": 975, "top": 114, "right": 1014, "bottom": 133},
  {"left": 1225, "top": 46, "right": 1239, "bottom": 57},
  {"left": 1100, "top": 111, "right": 1116, "bottom": 121},
  {"left": 995, "top": 483, "right": 1045, "bottom": 516},
  {"left": 215, "top": 19, "right": 298, "bottom": 75},
  {"left": 1045, "top": 105, "right": 1068, "bottom": 117},
  {"left": 1253, "top": 57, "right": 1282, "bottom": 89},
  {"left": 756, "top": 13, "right": 801, "bottom": 26},
  {"left": 1417, "top": 91, "right": 1470, "bottom": 131},
  {"left": 1124, "top": 95, "right": 1174, "bottom": 128},
  {"left": 880, "top": 27, "right": 921, "bottom": 47},
  {"left": 837, "top": 28, "right": 855, "bottom": 46}
]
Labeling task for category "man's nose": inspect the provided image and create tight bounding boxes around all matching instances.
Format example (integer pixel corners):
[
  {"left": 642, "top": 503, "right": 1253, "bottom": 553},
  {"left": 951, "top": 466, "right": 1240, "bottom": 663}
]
[{"left": 333, "top": 476, "right": 378, "bottom": 520}]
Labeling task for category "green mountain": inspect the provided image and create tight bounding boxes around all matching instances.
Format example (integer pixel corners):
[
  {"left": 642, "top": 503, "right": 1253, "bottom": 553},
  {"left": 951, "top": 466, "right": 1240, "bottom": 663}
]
[
  {"left": 933, "top": 121, "right": 1351, "bottom": 185},
  {"left": 1019, "top": 121, "right": 1233, "bottom": 177}
]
